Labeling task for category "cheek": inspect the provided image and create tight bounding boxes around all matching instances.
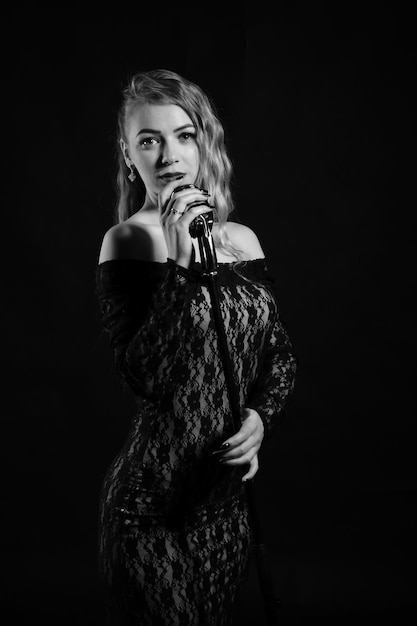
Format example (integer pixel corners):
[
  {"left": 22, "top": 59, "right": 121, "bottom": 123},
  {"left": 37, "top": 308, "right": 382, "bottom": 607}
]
[
  {"left": 187, "top": 144, "right": 200, "bottom": 169},
  {"left": 133, "top": 151, "right": 155, "bottom": 175}
]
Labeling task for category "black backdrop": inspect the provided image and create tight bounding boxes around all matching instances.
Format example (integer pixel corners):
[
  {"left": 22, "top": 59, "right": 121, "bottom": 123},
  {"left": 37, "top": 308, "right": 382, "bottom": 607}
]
[{"left": 4, "top": 2, "right": 416, "bottom": 625}]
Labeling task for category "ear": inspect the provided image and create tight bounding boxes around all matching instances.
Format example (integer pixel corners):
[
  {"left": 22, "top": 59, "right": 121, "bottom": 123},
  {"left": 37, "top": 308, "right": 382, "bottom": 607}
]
[{"left": 120, "top": 139, "right": 131, "bottom": 167}]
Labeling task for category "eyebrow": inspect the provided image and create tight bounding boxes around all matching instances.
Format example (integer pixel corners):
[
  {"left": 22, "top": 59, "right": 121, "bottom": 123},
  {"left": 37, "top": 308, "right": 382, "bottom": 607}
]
[{"left": 136, "top": 124, "right": 195, "bottom": 137}]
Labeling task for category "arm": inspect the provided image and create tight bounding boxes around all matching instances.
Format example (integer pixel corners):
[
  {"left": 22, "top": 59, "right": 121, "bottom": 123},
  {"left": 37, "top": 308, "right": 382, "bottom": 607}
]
[
  {"left": 212, "top": 252, "right": 297, "bottom": 481},
  {"left": 213, "top": 314, "right": 296, "bottom": 480},
  {"left": 226, "top": 222, "right": 297, "bottom": 436},
  {"left": 96, "top": 223, "right": 201, "bottom": 400},
  {"left": 97, "top": 180, "right": 214, "bottom": 399},
  {"left": 123, "top": 262, "right": 200, "bottom": 399},
  {"left": 246, "top": 309, "right": 297, "bottom": 439}
]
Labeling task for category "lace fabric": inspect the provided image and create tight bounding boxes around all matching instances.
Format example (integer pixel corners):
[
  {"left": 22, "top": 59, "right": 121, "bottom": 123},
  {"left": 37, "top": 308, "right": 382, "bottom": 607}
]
[{"left": 95, "top": 257, "right": 297, "bottom": 625}]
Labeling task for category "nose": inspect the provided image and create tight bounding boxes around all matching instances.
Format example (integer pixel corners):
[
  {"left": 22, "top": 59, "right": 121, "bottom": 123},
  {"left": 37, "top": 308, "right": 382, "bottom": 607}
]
[
  {"left": 161, "top": 152, "right": 178, "bottom": 165},
  {"left": 161, "top": 139, "right": 179, "bottom": 165}
]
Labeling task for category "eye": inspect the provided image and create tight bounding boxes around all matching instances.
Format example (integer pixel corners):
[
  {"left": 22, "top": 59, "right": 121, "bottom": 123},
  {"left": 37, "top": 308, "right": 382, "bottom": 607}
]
[
  {"left": 179, "top": 132, "right": 196, "bottom": 142},
  {"left": 139, "top": 136, "right": 159, "bottom": 147}
]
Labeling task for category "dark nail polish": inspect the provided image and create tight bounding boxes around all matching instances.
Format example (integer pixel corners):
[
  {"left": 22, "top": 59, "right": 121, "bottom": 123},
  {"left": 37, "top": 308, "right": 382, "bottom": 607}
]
[{"left": 221, "top": 442, "right": 230, "bottom": 449}]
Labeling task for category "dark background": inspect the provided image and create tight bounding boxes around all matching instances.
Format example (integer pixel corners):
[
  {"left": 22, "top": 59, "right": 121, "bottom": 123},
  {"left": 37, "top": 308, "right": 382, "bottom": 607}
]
[{"left": 3, "top": 2, "right": 416, "bottom": 624}]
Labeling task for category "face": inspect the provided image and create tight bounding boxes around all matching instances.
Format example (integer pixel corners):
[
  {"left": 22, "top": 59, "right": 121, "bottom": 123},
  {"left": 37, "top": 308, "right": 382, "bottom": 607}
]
[{"left": 123, "top": 103, "right": 200, "bottom": 204}]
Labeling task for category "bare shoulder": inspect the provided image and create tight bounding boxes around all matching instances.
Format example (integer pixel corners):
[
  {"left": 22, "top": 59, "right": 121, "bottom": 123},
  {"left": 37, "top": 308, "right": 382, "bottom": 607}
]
[
  {"left": 224, "top": 222, "right": 265, "bottom": 261},
  {"left": 98, "top": 221, "right": 166, "bottom": 264}
]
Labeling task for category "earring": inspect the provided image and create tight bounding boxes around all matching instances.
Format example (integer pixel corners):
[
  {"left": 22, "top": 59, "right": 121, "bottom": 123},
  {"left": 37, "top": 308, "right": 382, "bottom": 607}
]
[{"left": 128, "top": 164, "right": 136, "bottom": 182}]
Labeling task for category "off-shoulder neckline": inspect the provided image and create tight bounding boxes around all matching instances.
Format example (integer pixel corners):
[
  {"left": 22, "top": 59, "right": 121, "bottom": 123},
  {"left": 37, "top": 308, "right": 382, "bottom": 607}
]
[{"left": 97, "top": 257, "right": 266, "bottom": 268}]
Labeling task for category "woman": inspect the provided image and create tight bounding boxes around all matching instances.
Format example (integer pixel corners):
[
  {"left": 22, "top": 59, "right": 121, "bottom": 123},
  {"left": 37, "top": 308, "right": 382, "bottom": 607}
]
[{"left": 96, "top": 68, "right": 297, "bottom": 625}]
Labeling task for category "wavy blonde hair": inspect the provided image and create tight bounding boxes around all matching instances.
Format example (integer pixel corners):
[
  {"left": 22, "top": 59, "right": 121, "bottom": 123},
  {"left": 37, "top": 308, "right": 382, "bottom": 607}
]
[{"left": 115, "top": 68, "right": 243, "bottom": 259}]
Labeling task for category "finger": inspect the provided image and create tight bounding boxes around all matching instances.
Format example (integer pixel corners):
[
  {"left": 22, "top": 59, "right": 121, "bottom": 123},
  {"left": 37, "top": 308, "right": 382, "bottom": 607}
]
[
  {"left": 158, "top": 176, "right": 188, "bottom": 213},
  {"left": 161, "top": 195, "right": 211, "bottom": 225},
  {"left": 219, "top": 421, "right": 258, "bottom": 450},
  {"left": 242, "top": 456, "right": 259, "bottom": 482},
  {"left": 213, "top": 438, "right": 256, "bottom": 460},
  {"left": 218, "top": 445, "right": 258, "bottom": 466},
  {"left": 165, "top": 207, "right": 186, "bottom": 221},
  {"left": 170, "top": 191, "right": 211, "bottom": 215},
  {"left": 160, "top": 182, "right": 210, "bottom": 215},
  {"left": 176, "top": 204, "right": 213, "bottom": 227},
  {"left": 221, "top": 409, "right": 265, "bottom": 451}
]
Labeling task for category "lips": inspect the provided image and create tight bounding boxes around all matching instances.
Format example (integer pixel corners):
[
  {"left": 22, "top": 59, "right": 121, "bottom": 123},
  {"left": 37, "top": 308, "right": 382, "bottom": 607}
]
[{"left": 158, "top": 172, "right": 185, "bottom": 182}]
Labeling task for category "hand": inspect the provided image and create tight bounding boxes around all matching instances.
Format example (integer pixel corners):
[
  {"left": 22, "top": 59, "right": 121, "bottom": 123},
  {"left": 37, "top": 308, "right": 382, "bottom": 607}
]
[
  {"left": 213, "top": 408, "right": 265, "bottom": 482},
  {"left": 158, "top": 179, "right": 212, "bottom": 268}
]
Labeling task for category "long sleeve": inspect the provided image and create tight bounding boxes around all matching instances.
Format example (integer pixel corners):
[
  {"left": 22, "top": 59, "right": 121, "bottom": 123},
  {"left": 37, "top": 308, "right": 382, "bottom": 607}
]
[
  {"left": 246, "top": 266, "right": 297, "bottom": 439},
  {"left": 95, "top": 259, "right": 200, "bottom": 400}
]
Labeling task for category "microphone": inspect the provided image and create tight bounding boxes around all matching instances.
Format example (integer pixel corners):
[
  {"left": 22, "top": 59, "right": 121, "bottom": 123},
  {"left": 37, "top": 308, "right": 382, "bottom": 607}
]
[{"left": 172, "top": 184, "right": 214, "bottom": 238}]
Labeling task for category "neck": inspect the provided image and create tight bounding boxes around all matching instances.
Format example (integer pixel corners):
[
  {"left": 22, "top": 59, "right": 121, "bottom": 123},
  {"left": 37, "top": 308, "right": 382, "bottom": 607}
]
[{"left": 141, "top": 191, "right": 158, "bottom": 212}]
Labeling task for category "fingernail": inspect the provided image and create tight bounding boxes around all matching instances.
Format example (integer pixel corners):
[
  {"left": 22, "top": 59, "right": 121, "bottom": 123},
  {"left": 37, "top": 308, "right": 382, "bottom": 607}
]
[
  {"left": 221, "top": 442, "right": 230, "bottom": 449},
  {"left": 174, "top": 175, "right": 184, "bottom": 180}
]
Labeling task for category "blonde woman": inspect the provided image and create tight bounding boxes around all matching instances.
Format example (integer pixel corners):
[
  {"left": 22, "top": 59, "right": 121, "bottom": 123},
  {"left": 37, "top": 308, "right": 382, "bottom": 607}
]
[{"left": 96, "top": 69, "right": 296, "bottom": 625}]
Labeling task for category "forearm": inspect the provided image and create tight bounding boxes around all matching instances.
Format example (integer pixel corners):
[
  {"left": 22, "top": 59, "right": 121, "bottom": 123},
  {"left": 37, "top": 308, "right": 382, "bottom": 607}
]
[{"left": 246, "top": 318, "right": 297, "bottom": 438}]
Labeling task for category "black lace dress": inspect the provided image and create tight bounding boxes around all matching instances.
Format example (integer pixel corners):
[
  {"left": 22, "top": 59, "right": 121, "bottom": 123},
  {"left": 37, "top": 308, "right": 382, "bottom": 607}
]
[{"left": 96, "top": 257, "right": 296, "bottom": 626}]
